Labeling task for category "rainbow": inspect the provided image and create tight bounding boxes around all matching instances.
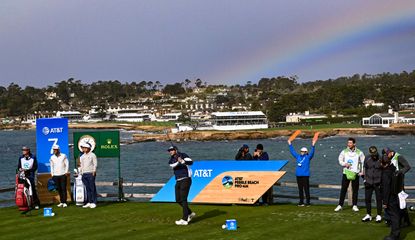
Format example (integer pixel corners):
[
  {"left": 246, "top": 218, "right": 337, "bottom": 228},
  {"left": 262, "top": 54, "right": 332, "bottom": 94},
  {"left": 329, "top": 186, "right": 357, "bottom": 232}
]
[{"left": 207, "top": 1, "right": 415, "bottom": 84}]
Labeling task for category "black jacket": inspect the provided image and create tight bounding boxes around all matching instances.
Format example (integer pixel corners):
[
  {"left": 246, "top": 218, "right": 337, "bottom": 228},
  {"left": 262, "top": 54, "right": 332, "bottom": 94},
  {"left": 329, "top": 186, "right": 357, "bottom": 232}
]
[
  {"left": 394, "top": 154, "right": 411, "bottom": 191},
  {"left": 364, "top": 155, "right": 382, "bottom": 185},
  {"left": 235, "top": 149, "right": 253, "bottom": 160},
  {"left": 169, "top": 152, "right": 193, "bottom": 180},
  {"left": 381, "top": 164, "right": 399, "bottom": 206}
]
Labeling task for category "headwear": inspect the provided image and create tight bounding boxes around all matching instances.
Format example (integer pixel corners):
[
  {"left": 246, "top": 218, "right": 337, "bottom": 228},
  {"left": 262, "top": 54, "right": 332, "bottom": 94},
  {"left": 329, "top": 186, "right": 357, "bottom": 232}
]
[
  {"left": 369, "top": 146, "right": 378, "bottom": 155},
  {"left": 242, "top": 144, "right": 249, "bottom": 149},
  {"left": 167, "top": 146, "right": 178, "bottom": 151},
  {"left": 81, "top": 142, "right": 92, "bottom": 149},
  {"left": 300, "top": 147, "right": 308, "bottom": 152},
  {"left": 256, "top": 144, "right": 264, "bottom": 150},
  {"left": 382, "top": 147, "right": 392, "bottom": 155},
  {"left": 22, "top": 146, "right": 30, "bottom": 151},
  {"left": 52, "top": 145, "right": 60, "bottom": 150}
]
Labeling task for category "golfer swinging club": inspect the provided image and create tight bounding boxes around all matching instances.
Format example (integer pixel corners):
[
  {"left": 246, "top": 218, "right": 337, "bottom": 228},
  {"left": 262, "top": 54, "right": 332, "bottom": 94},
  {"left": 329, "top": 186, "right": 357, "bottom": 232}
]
[{"left": 168, "top": 146, "right": 196, "bottom": 225}]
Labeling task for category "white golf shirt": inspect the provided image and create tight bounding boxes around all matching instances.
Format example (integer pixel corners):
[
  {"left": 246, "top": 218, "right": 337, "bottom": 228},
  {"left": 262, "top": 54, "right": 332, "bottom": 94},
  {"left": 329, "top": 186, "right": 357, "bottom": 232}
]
[
  {"left": 80, "top": 152, "right": 98, "bottom": 174},
  {"left": 50, "top": 153, "right": 69, "bottom": 176}
]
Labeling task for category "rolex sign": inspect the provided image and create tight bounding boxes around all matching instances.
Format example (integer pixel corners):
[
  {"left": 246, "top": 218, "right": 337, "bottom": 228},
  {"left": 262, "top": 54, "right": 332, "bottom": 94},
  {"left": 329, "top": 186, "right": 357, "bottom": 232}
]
[{"left": 73, "top": 131, "right": 120, "bottom": 158}]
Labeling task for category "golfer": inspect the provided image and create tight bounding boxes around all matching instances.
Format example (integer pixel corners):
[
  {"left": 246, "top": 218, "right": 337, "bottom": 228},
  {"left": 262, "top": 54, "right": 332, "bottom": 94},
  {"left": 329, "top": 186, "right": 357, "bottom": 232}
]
[
  {"left": 80, "top": 142, "right": 98, "bottom": 209},
  {"left": 49, "top": 145, "right": 69, "bottom": 208},
  {"left": 168, "top": 146, "right": 196, "bottom": 225}
]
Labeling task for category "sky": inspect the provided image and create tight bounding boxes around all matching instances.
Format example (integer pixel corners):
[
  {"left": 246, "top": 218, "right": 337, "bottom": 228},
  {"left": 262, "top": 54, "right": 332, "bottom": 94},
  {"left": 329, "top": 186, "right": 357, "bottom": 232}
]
[{"left": 1, "top": 0, "right": 415, "bottom": 87}]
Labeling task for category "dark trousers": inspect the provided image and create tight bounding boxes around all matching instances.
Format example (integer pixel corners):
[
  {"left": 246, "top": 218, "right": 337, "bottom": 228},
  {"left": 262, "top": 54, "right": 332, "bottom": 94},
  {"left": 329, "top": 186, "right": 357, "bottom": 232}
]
[
  {"left": 385, "top": 196, "right": 401, "bottom": 239},
  {"left": 297, "top": 176, "right": 310, "bottom": 204},
  {"left": 28, "top": 177, "right": 40, "bottom": 206},
  {"left": 338, "top": 174, "right": 359, "bottom": 206},
  {"left": 82, "top": 173, "right": 97, "bottom": 204},
  {"left": 364, "top": 183, "right": 382, "bottom": 215},
  {"left": 175, "top": 178, "right": 192, "bottom": 221},
  {"left": 53, "top": 175, "right": 67, "bottom": 204}
]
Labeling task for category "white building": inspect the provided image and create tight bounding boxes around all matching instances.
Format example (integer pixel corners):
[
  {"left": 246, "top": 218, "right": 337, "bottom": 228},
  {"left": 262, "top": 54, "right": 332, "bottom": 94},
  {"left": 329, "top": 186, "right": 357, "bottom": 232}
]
[
  {"left": 56, "top": 111, "right": 83, "bottom": 121},
  {"left": 286, "top": 111, "right": 327, "bottom": 123},
  {"left": 362, "top": 111, "right": 415, "bottom": 128},
  {"left": 363, "top": 99, "right": 385, "bottom": 108},
  {"left": 210, "top": 111, "right": 268, "bottom": 130},
  {"left": 157, "top": 112, "right": 182, "bottom": 122}
]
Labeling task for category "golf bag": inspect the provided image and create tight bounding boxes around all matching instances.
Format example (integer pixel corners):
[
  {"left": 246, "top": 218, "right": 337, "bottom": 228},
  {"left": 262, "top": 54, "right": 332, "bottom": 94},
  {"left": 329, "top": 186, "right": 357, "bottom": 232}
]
[
  {"left": 73, "top": 170, "right": 86, "bottom": 206},
  {"left": 15, "top": 171, "right": 33, "bottom": 212}
]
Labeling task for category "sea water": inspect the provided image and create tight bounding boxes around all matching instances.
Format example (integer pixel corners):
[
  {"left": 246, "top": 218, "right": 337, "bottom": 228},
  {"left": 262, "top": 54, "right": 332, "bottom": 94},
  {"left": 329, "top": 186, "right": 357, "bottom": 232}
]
[{"left": 1, "top": 129, "right": 415, "bottom": 206}]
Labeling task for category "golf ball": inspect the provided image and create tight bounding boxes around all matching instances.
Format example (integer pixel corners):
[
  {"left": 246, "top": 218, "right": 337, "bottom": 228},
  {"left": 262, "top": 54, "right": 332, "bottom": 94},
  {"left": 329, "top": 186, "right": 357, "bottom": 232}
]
[
  {"left": 222, "top": 224, "right": 226, "bottom": 229},
  {"left": 51, "top": 213, "right": 55, "bottom": 216}
]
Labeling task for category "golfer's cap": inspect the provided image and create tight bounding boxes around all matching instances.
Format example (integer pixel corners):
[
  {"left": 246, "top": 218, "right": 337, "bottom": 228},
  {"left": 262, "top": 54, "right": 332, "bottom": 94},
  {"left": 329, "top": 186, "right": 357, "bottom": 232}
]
[
  {"left": 22, "top": 146, "right": 30, "bottom": 151},
  {"left": 300, "top": 147, "right": 308, "bottom": 152},
  {"left": 81, "top": 142, "right": 92, "bottom": 148},
  {"left": 52, "top": 145, "right": 60, "bottom": 150},
  {"left": 167, "top": 146, "right": 177, "bottom": 151},
  {"left": 242, "top": 144, "right": 249, "bottom": 149}
]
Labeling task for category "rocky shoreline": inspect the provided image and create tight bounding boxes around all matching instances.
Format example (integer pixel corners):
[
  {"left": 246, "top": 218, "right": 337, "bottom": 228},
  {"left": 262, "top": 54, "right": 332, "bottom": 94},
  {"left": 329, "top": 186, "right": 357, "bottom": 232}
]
[
  {"left": 132, "top": 127, "right": 415, "bottom": 142},
  {"left": 2, "top": 123, "right": 415, "bottom": 142}
]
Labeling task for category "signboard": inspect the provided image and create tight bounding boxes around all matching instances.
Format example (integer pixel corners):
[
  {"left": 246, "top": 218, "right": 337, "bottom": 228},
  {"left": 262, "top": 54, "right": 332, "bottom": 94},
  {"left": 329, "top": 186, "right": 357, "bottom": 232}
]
[
  {"left": 36, "top": 118, "right": 69, "bottom": 173},
  {"left": 73, "top": 131, "right": 120, "bottom": 158},
  {"left": 151, "top": 160, "right": 288, "bottom": 204}
]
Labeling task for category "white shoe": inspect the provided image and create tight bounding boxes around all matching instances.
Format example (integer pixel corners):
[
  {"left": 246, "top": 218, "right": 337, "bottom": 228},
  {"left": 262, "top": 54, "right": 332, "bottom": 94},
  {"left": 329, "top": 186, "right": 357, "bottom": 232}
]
[
  {"left": 34, "top": 206, "right": 39, "bottom": 210},
  {"left": 375, "top": 215, "right": 382, "bottom": 223},
  {"left": 175, "top": 219, "right": 188, "bottom": 225},
  {"left": 57, "top": 203, "right": 63, "bottom": 207},
  {"left": 83, "top": 203, "right": 91, "bottom": 208},
  {"left": 187, "top": 212, "right": 196, "bottom": 222},
  {"left": 352, "top": 205, "right": 359, "bottom": 212},
  {"left": 62, "top": 203, "right": 68, "bottom": 208},
  {"left": 334, "top": 205, "right": 342, "bottom": 212},
  {"left": 89, "top": 203, "right": 96, "bottom": 209},
  {"left": 362, "top": 214, "right": 372, "bottom": 222}
]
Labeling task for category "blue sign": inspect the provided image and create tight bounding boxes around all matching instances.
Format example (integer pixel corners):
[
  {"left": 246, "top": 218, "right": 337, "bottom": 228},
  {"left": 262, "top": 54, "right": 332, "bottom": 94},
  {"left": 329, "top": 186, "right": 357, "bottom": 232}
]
[
  {"left": 151, "top": 160, "right": 288, "bottom": 203},
  {"left": 226, "top": 219, "right": 237, "bottom": 230},
  {"left": 36, "top": 118, "right": 69, "bottom": 174},
  {"left": 43, "top": 207, "right": 53, "bottom": 217}
]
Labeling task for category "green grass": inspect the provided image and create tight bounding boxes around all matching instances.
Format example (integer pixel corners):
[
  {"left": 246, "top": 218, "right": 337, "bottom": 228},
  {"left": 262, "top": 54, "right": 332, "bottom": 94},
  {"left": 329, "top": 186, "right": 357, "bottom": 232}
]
[{"left": 1, "top": 202, "right": 413, "bottom": 239}]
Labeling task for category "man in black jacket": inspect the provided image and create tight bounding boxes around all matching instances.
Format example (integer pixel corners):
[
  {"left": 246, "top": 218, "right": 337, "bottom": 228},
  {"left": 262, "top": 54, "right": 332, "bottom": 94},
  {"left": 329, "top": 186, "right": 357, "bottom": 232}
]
[
  {"left": 362, "top": 146, "right": 383, "bottom": 223},
  {"left": 17, "top": 146, "right": 40, "bottom": 209},
  {"left": 381, "top": 156, "right": 400, "bottom": 240},
  {"left": 235, "top": 144, "right": 253, "bottom": 160},
  {"left": 382, "top": 148, "right": 411, "bottom": 228},
  {"left": 168, "top": 146, "right": 195, "bottom": 225}
]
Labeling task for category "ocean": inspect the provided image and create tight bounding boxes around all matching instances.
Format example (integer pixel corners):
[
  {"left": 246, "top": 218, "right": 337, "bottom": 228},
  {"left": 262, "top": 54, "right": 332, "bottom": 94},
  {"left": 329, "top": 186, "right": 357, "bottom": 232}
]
[{"left": 1, "top": 129, "right": 415, "bottom": 206}]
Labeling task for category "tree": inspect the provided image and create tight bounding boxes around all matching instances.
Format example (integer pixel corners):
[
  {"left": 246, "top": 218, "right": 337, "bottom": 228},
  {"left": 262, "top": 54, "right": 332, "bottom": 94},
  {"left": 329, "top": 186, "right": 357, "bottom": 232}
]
[{"left": 163, "top": 83, "right": 186, "bottom": 96}]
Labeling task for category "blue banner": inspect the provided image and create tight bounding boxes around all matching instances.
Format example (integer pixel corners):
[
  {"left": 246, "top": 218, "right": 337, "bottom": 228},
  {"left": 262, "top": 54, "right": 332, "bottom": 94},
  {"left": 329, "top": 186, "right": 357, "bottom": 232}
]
[
  {"left": 151, "top": 160, "right": 288, "bottom": 203},
  {"left": 36, "top": 118, "right": 69, "bottom": 174}
]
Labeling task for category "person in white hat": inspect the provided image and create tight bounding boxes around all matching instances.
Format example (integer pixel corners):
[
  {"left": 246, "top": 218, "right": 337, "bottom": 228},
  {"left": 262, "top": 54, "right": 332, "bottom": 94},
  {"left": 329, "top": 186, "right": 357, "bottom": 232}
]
[
  {"left": 287, "top": 139, "right": 316, "bottom": 207},
  {"left": 49, "top": 145, "right": 69, "bottom": 207},
  {"left": 79, "top": 142, "right": 98, "bottom": 208}
]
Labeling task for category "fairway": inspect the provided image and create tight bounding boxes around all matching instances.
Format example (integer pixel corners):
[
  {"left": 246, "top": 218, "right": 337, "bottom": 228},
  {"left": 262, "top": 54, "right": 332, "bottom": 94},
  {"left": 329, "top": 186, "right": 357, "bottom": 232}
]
[{"left": 1, "top": 202, "right": 414, "bottom": 239}]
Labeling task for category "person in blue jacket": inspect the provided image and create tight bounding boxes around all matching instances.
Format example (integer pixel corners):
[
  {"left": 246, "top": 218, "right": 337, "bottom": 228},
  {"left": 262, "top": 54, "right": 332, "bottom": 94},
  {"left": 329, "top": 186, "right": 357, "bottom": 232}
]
[
  {"left": 288, "top": 139, "right": 316, "bottom": 206},
  {"left": 168, "top": 145, "right": 196, "bottom": 225}
]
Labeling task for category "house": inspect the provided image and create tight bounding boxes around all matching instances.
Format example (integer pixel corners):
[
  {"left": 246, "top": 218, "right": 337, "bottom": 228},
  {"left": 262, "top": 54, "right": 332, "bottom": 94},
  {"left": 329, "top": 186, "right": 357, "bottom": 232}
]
[
  {"left": 363, "top": 99, "right": 384, "bottom": 108},
  {"left": 362, "top": 110, "right": 415, "bottom": 127},
  {"left": 286, "top": 111, "right": 327, "bottom": 123}
]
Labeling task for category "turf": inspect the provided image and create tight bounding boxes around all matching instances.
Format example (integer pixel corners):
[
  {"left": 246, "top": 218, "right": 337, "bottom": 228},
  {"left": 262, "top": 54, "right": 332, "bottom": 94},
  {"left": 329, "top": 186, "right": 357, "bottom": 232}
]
[{"left": 0, "top": 202, "right": 414, "bottom": 240}]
